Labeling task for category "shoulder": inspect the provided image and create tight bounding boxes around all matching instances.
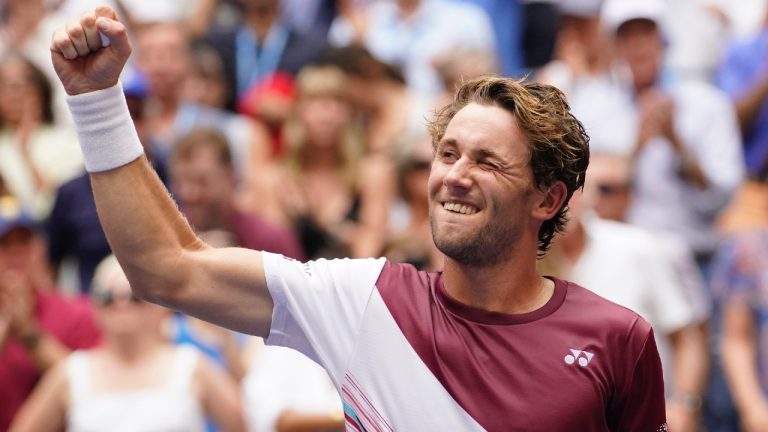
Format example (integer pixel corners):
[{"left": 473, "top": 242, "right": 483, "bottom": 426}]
[
  {"left": 562, "top": 280, "right": 652, "bottom": 336},
  {"left": 673, "top": 80, "right": 732, "bottom": 110}
]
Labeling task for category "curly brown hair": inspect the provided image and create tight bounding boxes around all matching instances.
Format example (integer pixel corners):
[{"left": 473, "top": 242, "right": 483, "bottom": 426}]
[{"left": 427, "top": 75, "right": 590, "bottom": 256}]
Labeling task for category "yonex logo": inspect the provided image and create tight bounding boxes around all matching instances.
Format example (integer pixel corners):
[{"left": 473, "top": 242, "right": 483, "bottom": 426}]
[{"left": 564, "top": 349, "right": 594, "bottom": 367}]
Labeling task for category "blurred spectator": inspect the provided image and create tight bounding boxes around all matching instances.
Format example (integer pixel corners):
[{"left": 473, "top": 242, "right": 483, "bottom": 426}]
[
  {"left": 136, "top": 21, "right": 271, "bottom": 182},
  {"left": 717, "top": 7, "right": 768, "bottom": 180},
  {"left": 45, "top": 81, "right": 152, "bottom": 295},
  {"left": 711, "top": 228, "right": 768, "bottom": 432},
  {"left": 205, "top": 0, "right": 328, "bottom": 112},
  {"left": 169, "top": 128, "right": 305, "bottom": 260},
  {"left": 537, "top": 0, "right": 612, "bottom": 97},
  {"left": 242, "top": 340, "right": 343, "bottom": 432},
  {"left": 0, "top": 0, "right": 71, "bottom": 123},
  {"left": 0, "top": 53, "right": 83, "bottom": 218},
  {"left": 0, "top": 198, "right": 100, "bottom": 431},
  {"left": 9, "top": 255, "right": 245, "bottom": 432},
  {"left": 590, "top": 0, "right": 744, "bottom": 268},
  {"left": 323, "top": 45, "right": 433, "bottom": 154},
  {"left": 384, "top": 138, "right": 441, "bottom": 270},
  {"left": 276, "top": 65, "right": 394, "bottom": 259},
  {"left": 184, "top": 44, "right": 233, "bottom": 111},
  {"left": 280, "top": 0, "right": 337, "bottom": 38},
  {"left": 329, "top": 0, "right": 496, "bottom": 99}
]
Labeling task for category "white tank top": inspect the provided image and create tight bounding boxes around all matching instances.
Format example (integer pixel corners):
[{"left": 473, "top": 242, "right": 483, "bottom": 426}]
[{"left": 66, "top": 345, "right": 207, "bottom": 432}]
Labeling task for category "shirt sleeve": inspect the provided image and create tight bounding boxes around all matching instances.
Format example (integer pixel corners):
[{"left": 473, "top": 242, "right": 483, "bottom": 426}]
[
  {"left": 262, "top": 252, "right": 386, "bottom": 384},
  {"left": 607, "top": 320, "right": 668, "bottom": 432}
]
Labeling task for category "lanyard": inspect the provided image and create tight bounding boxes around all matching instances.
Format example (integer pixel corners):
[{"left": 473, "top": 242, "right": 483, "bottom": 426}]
[{"left": 235, "top": 24, "right": 290, "bottom": 97}]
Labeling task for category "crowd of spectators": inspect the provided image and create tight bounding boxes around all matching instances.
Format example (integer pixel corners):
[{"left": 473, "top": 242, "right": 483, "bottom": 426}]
[{"left": 2, "top": 0, "right": 768, "bottom": 431}]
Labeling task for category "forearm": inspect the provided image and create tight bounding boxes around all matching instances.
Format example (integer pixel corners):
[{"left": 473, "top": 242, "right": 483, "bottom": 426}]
[
  {"left": 67, "top": 85, "right": 205, "bottom": 301},
  {"left": 722, "top": 335, "right": 768, "bottom": 416},
  {"left": 276, "top": 410, "right": 345, "bottom": 432},
  {"left": 91, "top": 157, "right": 204, "bottom": 291},
  {"left": 669, "top": 325, "right": 708, "bottom": 409}
]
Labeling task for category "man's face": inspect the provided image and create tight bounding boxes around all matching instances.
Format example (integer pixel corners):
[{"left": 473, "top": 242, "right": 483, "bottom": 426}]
[
  {"left": 0, "top": 227, "right": 40, "bottom": 274},
  {"left": 137, "top": 24, "right": 190, "bottom": 99},
  {"left": 584, "top": 154, "right": 632, "bottom": 222},
  {"left": 170, "top": 146, "right": 234, "bottom": 232},
  {"left": 615, "top": 19, "right": 664, "bottom": 90},
  {"left": 428, "top": 103, "right": 542, "bottom": 267}
]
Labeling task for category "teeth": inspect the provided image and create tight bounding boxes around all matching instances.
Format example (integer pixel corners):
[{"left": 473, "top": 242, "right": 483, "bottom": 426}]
[{"left": 443, "top": 202, "right": 477, "bottom": 215}]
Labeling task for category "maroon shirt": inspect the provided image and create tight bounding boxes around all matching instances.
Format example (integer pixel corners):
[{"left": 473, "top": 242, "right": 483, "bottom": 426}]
[
  {"left": 0, "top": 290, "right": 101, "bottom": 431},
  {"left": 376, "top": 262, "right": 667, "bottom": 431},
  {"left": 230, "top": 209, "right": 306, "bottom": 261}
]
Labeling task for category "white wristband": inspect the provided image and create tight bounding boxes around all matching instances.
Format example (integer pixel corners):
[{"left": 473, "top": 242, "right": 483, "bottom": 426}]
[{"left": 66, "top": 83, "right": 144, "bottom": 172}]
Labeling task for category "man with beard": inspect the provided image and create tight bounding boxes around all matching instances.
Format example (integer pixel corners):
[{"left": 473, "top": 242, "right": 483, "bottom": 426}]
[{"left": 50, "top": 6, "right": 666, "bottom": 431}]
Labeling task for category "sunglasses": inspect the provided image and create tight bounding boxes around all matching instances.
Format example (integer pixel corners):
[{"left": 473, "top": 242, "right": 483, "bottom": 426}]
[
  {"left": 596, "top": 182, "right": 630, "bottom": 196},
  {"left": 92, "top": 290, "right": 144, "bottom": 307}
]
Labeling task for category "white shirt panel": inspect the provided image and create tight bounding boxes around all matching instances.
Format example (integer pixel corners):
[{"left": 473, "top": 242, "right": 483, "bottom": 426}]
[{"left": 263, "top": 253, "right": 386, "bottom": 384}]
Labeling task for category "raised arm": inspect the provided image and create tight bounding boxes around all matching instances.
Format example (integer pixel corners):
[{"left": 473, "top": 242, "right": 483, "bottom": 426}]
[{"left": 49, "top": 7, "right": 273, "bottom": 336}]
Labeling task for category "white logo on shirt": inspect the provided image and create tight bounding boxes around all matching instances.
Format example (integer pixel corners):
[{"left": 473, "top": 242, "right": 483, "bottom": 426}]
[{"left": 564, "top": 349, "right": 594, "bottom": 367}]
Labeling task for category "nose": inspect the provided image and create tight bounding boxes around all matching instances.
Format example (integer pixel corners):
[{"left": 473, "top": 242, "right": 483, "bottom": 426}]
[{"left": 443, "top": 156, "right": 473, "bottom": 191}]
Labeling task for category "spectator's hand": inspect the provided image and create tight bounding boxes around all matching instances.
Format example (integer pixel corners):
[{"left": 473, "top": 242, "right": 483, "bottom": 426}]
[
  {"left": 0, "top": 270, "right": 36, "bottom": 338},
  {"left": 636, "top": 89, "right": 674, "bottom": 151},
  {"left": 743, "top": 401, "right": 768, "bottom": 432},
  {"left": 49, "top": 6, "right": 132, "bottom": 95}
]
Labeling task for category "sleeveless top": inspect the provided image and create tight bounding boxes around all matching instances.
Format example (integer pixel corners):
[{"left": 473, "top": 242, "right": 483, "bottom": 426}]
[{"left": 66, "top": 345, "right": 207, "bottom": 432}]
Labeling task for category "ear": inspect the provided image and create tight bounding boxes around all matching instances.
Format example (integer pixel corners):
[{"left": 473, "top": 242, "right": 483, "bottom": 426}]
[{"left": 531, "top": 181, "right": 568, "bottom": 222}]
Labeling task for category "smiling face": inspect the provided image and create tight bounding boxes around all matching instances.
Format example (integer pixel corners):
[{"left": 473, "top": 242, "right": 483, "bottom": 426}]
[{"left": 428, "top": 103, "right": 546, "bottom": 267}]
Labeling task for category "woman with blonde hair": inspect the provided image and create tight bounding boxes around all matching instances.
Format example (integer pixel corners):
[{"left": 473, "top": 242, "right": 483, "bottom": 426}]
[
  {"left": 276, "top": 64, "right": 395, "bottom": 259},
  {"left": 10, "top": 255, "right": 245, "bottom": 432}
]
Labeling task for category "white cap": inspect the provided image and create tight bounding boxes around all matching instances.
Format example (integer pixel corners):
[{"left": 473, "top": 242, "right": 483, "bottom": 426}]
[
  {"left": 559, "top": 0, "right": 604, "bottom": 18},
  {"left": 601, "top": 0, "right": 666, "bottom": 34}
]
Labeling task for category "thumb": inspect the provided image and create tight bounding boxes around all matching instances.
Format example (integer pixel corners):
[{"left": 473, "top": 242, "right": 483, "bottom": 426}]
[{"left": 96, "top": 17, "right": 131, "bottom": 58}]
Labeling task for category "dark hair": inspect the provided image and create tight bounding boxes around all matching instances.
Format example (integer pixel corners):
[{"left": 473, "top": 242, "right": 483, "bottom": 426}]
[
  {"left": 428, "top": 75, "right": 590, "bottom": 255},
  {"left": 317, "top": 45, "right": 406, "bottom": 85},
  {"left": 171, "top": 128, "right": 232, "bottom": 167},
  {"left": 0, "top": 53, "right": 54, "bottom": 125}
]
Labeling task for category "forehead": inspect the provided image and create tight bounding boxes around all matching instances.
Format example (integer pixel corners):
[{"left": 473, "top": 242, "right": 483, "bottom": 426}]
[
  {"left": 172, "top": 145, "right": 225, "bottom": 171},
  {"left": 441, "top": 103, "right": 528, "bottom": 158},
  {"left": 588, "top": 154, "right": 630, "bottom": 181}
]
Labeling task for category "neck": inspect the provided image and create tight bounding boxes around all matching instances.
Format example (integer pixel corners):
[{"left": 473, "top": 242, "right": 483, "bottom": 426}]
[
  {"left": 246, "top": 9, "right": 279, "bottom": 40},
  {"left": 442, "top": 241, "right": 551, "bottom": 314},
  {"left": 103, "top": 333, "right": 162, "bottom": 362},
  {"left": 302, "top": 145, "right": 341, "bottom": 169}
]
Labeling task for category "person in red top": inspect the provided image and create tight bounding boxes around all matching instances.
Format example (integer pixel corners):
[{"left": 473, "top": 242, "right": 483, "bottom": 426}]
[
  {"left": 50, "top": 7, "right": 666, "bottom": 430},
  {"left": 0, "top": 198, "right": 101, "bottom": 431}
]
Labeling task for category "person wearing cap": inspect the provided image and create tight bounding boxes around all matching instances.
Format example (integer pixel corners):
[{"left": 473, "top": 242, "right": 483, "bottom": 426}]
[
  {"left": 0, "top": 197, "right": 101, "bottom": 431},
  {"left": 597, "top": 0, "right": 744, "bottom": 269}
]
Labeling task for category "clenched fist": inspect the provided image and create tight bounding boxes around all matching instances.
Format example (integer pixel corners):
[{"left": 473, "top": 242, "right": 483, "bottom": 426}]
[{"left": 50, "top": 6, "right": 131, "bottom": 96}]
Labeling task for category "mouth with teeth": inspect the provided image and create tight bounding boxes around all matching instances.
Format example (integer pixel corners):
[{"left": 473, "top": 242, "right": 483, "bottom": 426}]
[{"left": 442, "top": 202, "right": 478, "bottom": 215}]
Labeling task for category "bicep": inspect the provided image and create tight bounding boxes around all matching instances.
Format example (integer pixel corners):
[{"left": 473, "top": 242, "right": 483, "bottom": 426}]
[{"left": 164, "top": 246, "right": 273, "bottom": 337}]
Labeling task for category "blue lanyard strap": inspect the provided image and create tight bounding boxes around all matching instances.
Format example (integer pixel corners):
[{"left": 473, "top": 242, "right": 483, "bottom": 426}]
[{"left": 235, "top": 24, "right": 290, "bottom": 97}]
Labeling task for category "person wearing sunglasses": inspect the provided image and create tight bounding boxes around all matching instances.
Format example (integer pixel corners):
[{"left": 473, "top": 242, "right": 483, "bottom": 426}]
[{"left": 10, "top": 255, "right": 245, "bottom": 432}]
